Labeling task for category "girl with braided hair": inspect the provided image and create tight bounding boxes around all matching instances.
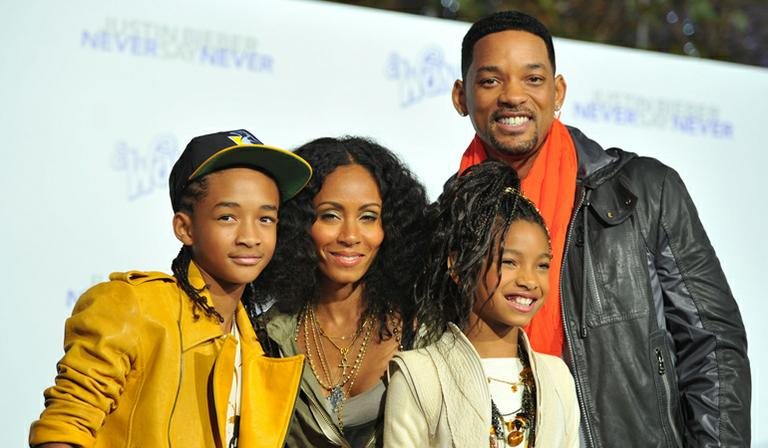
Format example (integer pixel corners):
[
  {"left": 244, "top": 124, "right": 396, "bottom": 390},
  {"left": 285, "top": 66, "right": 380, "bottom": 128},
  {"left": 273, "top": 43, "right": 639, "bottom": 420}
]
[
  {"left": 30, "top": 129, "right": 311, "bottom": 448},
  {"left": 383, "top": 160, "right": 579, "bottom": 447}
]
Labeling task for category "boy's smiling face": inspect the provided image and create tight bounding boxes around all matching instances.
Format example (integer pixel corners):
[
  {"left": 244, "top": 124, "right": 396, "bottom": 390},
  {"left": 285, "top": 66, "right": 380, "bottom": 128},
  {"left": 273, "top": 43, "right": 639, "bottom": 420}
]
[{"left": 174, "top": 167, "right": 280, "bottom": 297}]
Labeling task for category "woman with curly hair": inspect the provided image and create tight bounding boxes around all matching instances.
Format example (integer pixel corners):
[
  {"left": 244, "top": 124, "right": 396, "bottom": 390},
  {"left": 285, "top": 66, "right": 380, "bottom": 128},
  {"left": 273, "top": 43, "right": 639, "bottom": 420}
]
[
  {"left": 383, "top": 161, "right": 579, "bottom": 447},
  {"left": 252, "top": 136, "right": 429, "bottom": 447}
]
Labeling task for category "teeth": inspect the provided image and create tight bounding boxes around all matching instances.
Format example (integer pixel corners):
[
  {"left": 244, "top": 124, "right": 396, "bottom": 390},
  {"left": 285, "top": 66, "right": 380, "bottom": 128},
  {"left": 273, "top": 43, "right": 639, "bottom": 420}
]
[
  {"left": 498, "top": 116, "right": 529, "bottom": 126},
  {"left": 512, "top": 296, "right": 533, "bottom": 306}
]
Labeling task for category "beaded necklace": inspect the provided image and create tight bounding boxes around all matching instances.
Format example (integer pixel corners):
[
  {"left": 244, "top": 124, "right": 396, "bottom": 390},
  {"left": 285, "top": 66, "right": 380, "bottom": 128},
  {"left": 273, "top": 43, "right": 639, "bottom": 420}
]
[
  {"left": 296, "top": 306, "right": 373, "bottom": 430},
  {"left": 489, "top": 346, "right": 537, "bottom": 447}
]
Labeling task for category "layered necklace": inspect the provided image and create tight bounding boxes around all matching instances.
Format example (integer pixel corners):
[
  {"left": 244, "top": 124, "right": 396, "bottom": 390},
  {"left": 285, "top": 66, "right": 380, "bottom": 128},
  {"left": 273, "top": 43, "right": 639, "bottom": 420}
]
[
  {"left": 296, "top": 305, "right": 373, "bottom": 430},
  {"left": 488, "top": 346, "right": 537, "bottom": 447}
]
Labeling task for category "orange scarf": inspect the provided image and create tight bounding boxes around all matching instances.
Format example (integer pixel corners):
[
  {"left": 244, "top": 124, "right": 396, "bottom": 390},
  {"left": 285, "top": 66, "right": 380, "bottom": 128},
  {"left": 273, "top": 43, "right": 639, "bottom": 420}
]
[{"left": 458, "top": 119, "right": 577, "bottom": 356}]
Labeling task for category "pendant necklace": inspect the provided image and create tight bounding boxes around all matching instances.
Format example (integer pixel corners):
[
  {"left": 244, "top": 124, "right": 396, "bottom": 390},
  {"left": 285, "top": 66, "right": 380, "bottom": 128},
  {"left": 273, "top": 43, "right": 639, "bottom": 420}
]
[{"left": 488, "top": 345, "right": 537, "bottom": 447}]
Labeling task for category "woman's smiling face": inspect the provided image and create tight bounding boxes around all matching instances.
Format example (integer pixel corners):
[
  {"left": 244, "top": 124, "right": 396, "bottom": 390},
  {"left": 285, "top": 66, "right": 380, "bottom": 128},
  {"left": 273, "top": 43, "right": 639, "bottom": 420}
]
[{"left": 310, "top": 164, "right": 384, "bottom": 289}]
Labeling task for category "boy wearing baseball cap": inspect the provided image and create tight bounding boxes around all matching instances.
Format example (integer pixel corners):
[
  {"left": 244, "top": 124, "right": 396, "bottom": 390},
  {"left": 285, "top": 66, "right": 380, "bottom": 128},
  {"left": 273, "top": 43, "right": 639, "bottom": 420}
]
[{"left": 30, "top": 130, "right": 312, "bottom": 448}]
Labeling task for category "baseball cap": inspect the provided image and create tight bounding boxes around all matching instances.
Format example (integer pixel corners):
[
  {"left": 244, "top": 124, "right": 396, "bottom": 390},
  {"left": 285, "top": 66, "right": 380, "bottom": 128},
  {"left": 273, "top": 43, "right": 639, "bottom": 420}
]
[{"left": 169, "top": 129, "right": 312, "bottom": 211}]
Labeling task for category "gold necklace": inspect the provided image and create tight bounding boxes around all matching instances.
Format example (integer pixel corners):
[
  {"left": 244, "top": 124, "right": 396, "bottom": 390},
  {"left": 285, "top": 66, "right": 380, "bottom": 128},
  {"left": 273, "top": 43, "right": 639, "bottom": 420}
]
[
  {"left": 317, "top": 323, "right": 360, "bottom": 341},
  {"left": 313, "top": 310, "right": 363, "bottom": 378},
  {"left": 487, "top": 375, "right": 525, "bottom": 393},
  {"left": 297, "top": 306, "right": 374, "bottom": 430},
  {"left": 489, "top": 348, "right": 536, "bottom": 448}
]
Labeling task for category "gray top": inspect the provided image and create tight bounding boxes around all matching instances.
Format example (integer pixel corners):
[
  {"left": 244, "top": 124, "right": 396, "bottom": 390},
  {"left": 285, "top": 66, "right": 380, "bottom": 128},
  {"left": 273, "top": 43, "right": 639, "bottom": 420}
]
[{"left": 265, "top": 309, "right": 383, "bottom": 448}]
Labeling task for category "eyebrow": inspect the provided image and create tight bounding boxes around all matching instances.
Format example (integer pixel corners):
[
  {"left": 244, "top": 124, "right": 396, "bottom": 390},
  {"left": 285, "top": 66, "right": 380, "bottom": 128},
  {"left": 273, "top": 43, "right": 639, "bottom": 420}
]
[
  {"left": 503, "top": 248, "right": 553, "bottom": 260},
  {"left": 214, "top": 202, "right": 278, "bottom": 211},
  {"left": 475, "top": 63, "right": 548, "bottom": 74},
  {"left": 316, "top": 201, "right": 382, "bottom": 209},
  {"left": 475, "top": 65, "right": 502, "bottom": 75}
]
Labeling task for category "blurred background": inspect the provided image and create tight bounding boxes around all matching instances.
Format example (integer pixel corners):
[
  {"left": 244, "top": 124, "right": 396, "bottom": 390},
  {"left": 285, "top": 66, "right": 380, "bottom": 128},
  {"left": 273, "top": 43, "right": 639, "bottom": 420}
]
[
  {"left": 329, "top": 0, "right": 768, "bottom": 67},
  {"left": 1, "top": 0, "right": 765, "bottom": 446}
]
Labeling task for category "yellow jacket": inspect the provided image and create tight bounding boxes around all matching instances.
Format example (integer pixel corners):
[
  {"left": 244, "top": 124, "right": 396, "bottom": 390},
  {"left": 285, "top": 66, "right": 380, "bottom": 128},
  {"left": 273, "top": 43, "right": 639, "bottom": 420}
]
[{"left": 29, "top": 263, "right": 304, "bottom": 448}]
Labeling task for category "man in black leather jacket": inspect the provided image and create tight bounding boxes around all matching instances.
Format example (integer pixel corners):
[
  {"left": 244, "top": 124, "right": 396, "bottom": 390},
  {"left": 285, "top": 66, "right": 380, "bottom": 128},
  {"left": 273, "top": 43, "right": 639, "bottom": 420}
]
[{"left": 451, "top": 10, "right": 750, "bottom": 447}]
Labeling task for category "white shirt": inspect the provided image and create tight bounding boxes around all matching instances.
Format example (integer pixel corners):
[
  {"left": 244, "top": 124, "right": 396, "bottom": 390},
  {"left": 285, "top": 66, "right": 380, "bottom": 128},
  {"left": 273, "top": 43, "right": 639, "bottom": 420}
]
[
  {"left": 482, "top": 357, "right": 530, "bottom": 448},
  {"left": 225, "top": 321, "right": 242, "bottom": 447}
]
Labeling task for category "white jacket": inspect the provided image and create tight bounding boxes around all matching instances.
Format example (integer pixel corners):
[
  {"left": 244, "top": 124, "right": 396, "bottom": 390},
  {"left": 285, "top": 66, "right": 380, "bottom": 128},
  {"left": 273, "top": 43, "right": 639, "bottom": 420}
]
[{"left": 383, "top": 323, "right": 579, "bottom": 447}]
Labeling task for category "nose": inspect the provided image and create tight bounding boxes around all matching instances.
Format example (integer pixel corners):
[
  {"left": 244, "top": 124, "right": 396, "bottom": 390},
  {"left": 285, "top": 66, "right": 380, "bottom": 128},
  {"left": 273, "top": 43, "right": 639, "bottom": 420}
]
[
  {"left": 236, "top": 220, "right": 261, "bottom": 247},
  {"left": 338, "top": 219, "right": 361, "bottom": 246},
  {"left": 498, "top": 80, "right": 527, "bottom": 108},
  {"left": 515, "top": 266, "right": 539, "bottom": 291}
]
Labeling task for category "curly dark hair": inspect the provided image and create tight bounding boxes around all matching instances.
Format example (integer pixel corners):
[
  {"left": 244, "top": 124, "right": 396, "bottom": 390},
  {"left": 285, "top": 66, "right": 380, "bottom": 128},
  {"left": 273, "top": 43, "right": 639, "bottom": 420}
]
[
  {"left": 255, "top": 136, "right": 429, "bottom": 344},
  {"left": 412, "top": 160, "right": 550, "bottom": 347}
]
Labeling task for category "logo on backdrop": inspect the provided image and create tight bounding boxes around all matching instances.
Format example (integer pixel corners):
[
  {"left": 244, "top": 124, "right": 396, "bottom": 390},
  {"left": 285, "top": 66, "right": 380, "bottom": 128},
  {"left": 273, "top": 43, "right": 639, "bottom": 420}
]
[
  {"left": 385, "top": 47, "right": 459, "bottom": 108},
  {"left": 572, "top": 90, "right": 733, "bottom": 139},
  {"left": 80, "top": 18, "right": 274, "bottom": 73},
  {"left": 112, "top": 134, "right": 179, "bottom": 201}
]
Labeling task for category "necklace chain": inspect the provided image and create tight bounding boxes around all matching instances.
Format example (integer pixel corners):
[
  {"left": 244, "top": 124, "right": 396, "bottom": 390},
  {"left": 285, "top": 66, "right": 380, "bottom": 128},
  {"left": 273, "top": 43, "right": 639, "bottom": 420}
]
[
  {"left": 489, "top": 347, "right": 537, "bottom": 448},
  {"left": 297, "top": 305, "right": 374, "bottom": 431}
]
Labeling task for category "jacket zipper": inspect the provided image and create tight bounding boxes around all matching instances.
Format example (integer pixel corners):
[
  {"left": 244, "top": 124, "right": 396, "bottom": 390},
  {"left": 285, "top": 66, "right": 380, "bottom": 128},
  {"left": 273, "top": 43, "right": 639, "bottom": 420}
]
[
  {"left": 561, "top": 188, "right": 598, "bottom": 448},
  {"left": 306, "top": 390, "right": 351, "bottom": 448},
  {"left": 167, "top": 297, "right": 185, "bottom": 448},
  {"left": 306, "top": 390, "right": 377, "bottom": 448},
  {"left": 582, "top": 191, "right": 603, "bottom": 326},
  {"left": 655, "top": 348, "right": 683, "bottom": 446}
]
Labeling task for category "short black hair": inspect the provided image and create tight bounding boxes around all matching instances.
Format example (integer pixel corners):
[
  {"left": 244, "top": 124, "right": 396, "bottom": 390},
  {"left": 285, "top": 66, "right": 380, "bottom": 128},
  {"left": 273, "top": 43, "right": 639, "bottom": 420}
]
[{"left": 461, "top": 10, "right": 556, "bottom": 79}]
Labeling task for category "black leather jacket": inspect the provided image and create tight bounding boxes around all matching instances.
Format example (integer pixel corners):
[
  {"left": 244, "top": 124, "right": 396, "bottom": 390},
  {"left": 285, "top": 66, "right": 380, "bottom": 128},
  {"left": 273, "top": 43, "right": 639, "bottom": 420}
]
[{"left": 562, "top": 127, "right": 750, "bottom": 447}]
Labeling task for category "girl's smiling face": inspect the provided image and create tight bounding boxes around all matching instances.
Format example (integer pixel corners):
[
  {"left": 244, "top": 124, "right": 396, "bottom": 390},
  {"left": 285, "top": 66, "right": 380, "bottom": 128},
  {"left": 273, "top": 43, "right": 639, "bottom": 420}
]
[{"left": 469, "top": 219, "right": 552, "bottom": 335}]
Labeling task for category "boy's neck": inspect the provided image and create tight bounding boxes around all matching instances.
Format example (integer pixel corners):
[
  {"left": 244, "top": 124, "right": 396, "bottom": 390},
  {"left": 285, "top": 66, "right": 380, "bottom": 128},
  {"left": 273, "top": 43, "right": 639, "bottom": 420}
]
[
  {"left": 195, "top": 266, "right": 246, "bottom": 333},
  {"left": 211, "top": 291, "right": 242, "bottom": 333}
]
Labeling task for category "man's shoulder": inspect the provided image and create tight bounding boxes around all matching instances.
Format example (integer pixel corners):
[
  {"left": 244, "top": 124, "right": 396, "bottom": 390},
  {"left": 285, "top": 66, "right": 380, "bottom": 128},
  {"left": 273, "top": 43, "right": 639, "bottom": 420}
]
[{"left": 612, "top": 152, "right": 676, "bottom": 184}]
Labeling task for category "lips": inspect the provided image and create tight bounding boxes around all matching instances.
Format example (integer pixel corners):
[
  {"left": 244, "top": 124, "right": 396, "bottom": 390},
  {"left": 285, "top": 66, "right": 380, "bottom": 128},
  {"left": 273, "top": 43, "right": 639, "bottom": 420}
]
[
  {"left": 329, "top": 251, "right": 365, "bottom": 267},
  {"left": 230, "top": 255, "right": 263, "bottom": 266}
]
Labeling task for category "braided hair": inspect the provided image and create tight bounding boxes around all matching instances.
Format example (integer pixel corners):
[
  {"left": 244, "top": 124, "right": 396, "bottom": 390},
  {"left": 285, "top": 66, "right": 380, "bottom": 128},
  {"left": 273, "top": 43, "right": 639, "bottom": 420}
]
[
  {"left": 412, "top": 160, "right": 549, "bottom": 347},
  {"left": 170, "top": 176, "right": 225, "bottom": 323}
]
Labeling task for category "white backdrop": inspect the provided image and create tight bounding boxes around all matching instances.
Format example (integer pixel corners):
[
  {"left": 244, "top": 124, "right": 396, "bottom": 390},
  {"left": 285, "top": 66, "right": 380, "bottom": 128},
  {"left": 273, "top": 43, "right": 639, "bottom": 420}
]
[{"left": 2, "top": 0, "right": 766, "bottom": 445}]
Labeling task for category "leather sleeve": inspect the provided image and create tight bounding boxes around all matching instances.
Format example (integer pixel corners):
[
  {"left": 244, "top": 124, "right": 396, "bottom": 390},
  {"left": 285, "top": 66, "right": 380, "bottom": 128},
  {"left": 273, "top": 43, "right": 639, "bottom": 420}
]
[
  {"left": 655, "top": 167, "right": 750, "bottom": 447},
  {"left": 29, "top": 282, "right": 142, "bottom": 448}
]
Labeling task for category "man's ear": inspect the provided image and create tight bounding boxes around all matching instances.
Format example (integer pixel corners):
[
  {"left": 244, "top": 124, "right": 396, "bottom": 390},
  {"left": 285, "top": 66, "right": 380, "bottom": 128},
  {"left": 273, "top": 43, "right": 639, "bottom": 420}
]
[
  {"left": 173, "top": 212, "right": 194, "bottom": 246},
  {"left": 447, "top": 253, "right": 460, "bottom": 284},
  {"left": 452, "top": 79, "right": 468, "bottom": 117},
  {"left": 554, "top": 74, "right": 567, "bottom": 111}
]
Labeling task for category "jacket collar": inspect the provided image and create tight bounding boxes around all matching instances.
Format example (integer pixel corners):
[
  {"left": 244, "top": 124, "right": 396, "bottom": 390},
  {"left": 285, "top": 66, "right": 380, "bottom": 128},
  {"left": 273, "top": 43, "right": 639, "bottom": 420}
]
[
  {"left": 435, "top": 324, "right": 545, "bottom": 446},
  {"left": 264, "top": 308, "right": 299, "bottom": 355},
  {"left": 432, "top": 323, "right": 492, "bottom": 446},
  {"left": 567, "top": 125, "right": 636, "bottom": 188},
  {"left": 179, "top": 261, "right": 227, "bottom": 351}
]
